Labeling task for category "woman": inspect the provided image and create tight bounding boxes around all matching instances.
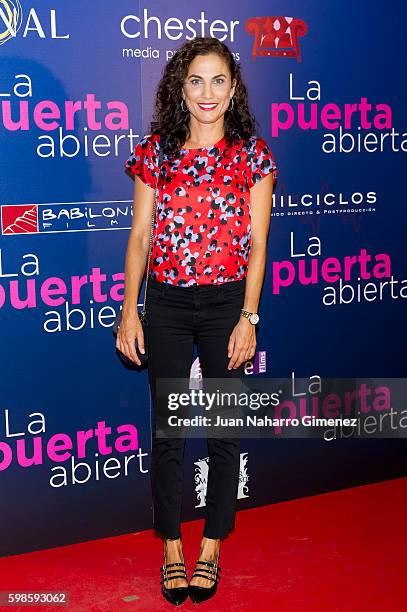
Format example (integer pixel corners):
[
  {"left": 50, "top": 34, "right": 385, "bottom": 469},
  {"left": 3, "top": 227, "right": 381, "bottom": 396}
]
[{"left": 117, "top": 37, "right": 278, "bottom": 605}]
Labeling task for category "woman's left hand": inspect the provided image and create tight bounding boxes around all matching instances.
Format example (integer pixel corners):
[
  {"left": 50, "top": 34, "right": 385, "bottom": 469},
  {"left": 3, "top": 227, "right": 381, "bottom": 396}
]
[{"left": 227, "top": 317, "right": 256, "bottom": 370}]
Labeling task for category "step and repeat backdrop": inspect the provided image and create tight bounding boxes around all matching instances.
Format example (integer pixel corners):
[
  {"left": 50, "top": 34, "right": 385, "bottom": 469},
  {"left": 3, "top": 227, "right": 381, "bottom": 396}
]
[{"left": 1, "top": 1, "right": 406, "bottom": 556}]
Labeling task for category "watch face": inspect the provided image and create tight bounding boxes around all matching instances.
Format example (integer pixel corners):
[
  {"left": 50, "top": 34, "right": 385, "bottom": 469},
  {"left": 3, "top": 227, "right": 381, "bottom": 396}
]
[{"left": 249, "top": 313, "right": 259, "bottom": 325}]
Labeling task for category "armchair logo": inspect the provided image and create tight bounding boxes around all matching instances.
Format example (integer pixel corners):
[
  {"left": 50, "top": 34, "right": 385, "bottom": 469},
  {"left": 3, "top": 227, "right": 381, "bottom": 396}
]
[{"left": 245, "top": 16, "right": 308, "bottom": 62}]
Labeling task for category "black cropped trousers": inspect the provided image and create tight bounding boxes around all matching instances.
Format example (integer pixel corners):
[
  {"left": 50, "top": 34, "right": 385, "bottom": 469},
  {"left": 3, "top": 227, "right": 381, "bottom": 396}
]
[{"left": 145, "top": 276, "right": 246, "bottom": 540}]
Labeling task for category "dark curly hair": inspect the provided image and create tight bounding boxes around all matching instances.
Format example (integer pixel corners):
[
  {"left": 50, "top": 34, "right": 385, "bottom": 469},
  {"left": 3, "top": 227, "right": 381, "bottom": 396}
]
[{"left": 150, "top": 37, "right": 259, "bottom": 159}]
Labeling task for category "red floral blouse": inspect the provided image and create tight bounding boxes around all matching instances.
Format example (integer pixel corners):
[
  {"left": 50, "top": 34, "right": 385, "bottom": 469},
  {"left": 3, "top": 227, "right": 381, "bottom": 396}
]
[{"left": 125, "top": 133, "right": 278, "bottom": 286}]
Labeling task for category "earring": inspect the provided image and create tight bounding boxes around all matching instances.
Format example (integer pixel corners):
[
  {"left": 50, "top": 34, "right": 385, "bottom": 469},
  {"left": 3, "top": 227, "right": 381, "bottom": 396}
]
[
  {"left": 228, "top": 97, "right": 235, "bottom": 112},
  {"left": 181, "top": 99, "right": 188, "bottom": 112}
]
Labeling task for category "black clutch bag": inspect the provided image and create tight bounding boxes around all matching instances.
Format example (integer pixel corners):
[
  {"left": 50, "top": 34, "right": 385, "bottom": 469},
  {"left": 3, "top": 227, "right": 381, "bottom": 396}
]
[{"left": 113, "top": 134, "right": 166, "bottom": 368}]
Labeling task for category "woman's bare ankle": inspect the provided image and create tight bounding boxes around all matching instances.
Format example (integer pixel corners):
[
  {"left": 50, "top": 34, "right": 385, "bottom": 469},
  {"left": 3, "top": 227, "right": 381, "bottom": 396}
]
[
  {"left": 164, "top": 537, "right": 184, "bottom": 558},
  {"left": 199, "top": 536, "right": 220, "bottom": 560},
  {"left": 163, "top": 538, "right": 187, "bottom": 588}
]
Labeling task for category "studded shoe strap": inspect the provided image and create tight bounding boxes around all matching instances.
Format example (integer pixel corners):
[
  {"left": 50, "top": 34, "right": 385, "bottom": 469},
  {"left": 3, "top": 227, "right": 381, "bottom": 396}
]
[
  {"left": 196, "top": 560, "right": 220, "bottom": 568},
  {"left": 192, "top": 559, "right": 221, "bottom": 582},
  {"left": 161, "top": 560, "right": 187, "bottom": 584},
  {"left": 160, "top": 562, "right": 186, "bottom": 570}
]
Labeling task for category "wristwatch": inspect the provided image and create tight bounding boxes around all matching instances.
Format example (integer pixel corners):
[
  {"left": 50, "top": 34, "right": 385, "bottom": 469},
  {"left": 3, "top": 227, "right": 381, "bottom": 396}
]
[{"left": 240, "top": 309, "right": 260, "bottom": 325}]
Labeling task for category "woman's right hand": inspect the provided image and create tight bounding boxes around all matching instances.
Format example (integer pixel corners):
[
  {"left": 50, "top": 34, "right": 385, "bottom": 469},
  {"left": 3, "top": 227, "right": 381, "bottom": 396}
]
[{"left": 116, "top": 310, "right": 145, "bottom": 366}]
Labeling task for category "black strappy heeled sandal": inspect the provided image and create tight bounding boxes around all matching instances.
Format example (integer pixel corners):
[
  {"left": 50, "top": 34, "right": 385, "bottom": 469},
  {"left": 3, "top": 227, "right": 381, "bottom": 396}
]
[
  {"left": 188, "top": 550, "right": 221, "bottom": 604},
  {"left": 160, "top": 539, "right": 189, "bottom": 606}
]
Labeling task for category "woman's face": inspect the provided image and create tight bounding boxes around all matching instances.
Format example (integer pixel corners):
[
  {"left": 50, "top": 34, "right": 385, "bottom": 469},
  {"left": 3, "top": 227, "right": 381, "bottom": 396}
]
[{"left": 182, "top": 52, "right": 236, "bottom": 125}]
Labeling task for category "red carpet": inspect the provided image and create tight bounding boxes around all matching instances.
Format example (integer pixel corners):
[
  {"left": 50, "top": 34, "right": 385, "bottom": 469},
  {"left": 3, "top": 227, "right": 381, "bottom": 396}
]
[{"left": 1, "top": 477, "right": 405, "bottom": 611}]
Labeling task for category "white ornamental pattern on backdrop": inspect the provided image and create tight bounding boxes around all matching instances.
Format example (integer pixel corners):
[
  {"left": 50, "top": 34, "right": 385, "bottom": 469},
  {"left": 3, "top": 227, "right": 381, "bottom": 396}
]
[{"left": 194, "top": 452, "right": 249, "bottom": 507}]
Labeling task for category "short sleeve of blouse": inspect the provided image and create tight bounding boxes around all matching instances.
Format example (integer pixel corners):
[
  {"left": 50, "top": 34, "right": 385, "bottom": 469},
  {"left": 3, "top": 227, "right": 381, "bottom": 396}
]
[
  {"left": 124, "top": 134, "right": 159, "bottom": 188},
  {"left": 246, "top": 136, "right": 278, "bottom": 189}
]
